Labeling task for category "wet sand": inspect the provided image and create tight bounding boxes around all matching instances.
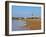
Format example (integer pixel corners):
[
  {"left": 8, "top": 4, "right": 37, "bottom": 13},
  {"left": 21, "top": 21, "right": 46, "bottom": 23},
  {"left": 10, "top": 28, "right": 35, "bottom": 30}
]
[
  {"left": 24, "top": 19, "right": 41, "bottom": 30},
  {"left": 12, "top": 18, "right": 41, "bottom": 31}
]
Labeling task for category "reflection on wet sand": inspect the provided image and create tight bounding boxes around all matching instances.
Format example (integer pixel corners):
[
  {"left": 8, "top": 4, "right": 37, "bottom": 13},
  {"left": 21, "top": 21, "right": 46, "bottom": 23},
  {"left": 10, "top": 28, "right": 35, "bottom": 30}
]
[{"left": 12, "top": 17, "right": 41, "bottom": 31}]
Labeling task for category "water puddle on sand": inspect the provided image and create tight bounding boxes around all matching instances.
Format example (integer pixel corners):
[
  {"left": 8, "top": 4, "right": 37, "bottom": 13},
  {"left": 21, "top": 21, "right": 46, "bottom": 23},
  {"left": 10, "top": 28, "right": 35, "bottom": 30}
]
[{"left": 12, "top": 19, "right": 27, "bottom": 31}]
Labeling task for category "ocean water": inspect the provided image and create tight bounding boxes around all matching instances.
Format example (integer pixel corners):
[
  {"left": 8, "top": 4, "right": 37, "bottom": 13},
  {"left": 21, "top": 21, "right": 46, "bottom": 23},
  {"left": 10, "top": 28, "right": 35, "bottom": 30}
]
[{"left": 12, "top": 19, "right": 27, "bottom": 31}]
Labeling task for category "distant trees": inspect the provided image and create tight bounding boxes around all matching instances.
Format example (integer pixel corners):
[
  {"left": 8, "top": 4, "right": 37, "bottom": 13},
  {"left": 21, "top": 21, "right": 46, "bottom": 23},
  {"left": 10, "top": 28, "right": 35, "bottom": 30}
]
[{"left": 12, "top": 13, "right": 40, "bottom": 20}]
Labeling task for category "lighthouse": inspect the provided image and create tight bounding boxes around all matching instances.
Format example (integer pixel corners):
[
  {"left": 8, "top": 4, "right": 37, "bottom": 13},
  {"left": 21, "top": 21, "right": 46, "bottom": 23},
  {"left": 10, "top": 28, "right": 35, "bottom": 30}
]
[{"left": 32, "top": 12, "right": 34, "bottom": 19}]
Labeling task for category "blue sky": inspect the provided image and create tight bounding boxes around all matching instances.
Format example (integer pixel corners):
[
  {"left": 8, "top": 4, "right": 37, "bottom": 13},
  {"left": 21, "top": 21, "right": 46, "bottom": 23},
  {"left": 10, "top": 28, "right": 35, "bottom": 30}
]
[{"left": 12, "top": 5, "right": 41, "bottom": 18}]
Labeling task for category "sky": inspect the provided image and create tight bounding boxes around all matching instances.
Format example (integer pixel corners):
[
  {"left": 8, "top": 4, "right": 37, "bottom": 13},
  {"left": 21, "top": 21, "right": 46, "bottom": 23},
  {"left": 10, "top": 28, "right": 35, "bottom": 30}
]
[{"left": 12, "top": 5, "right": 41, "bottom": 18}]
